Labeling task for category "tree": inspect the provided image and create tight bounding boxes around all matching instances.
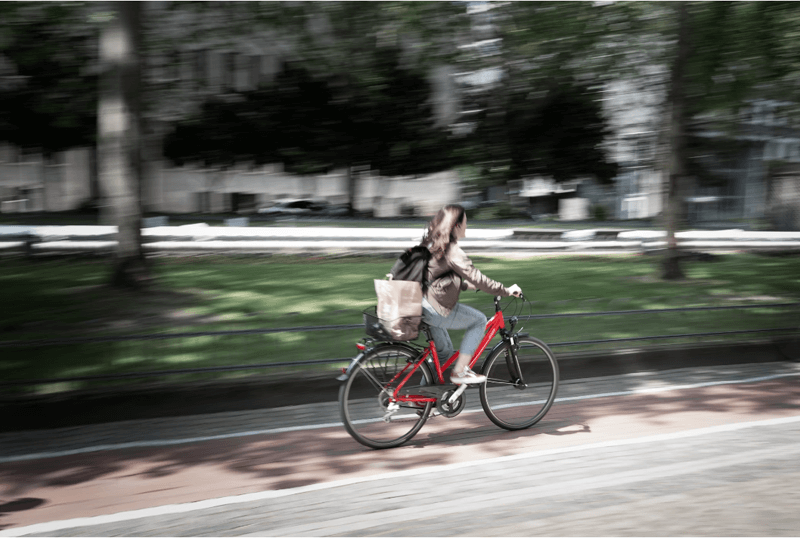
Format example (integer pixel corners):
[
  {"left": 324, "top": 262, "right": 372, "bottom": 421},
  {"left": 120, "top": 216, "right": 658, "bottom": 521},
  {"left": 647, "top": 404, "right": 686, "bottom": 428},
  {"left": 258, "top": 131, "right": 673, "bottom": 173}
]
[
  {"left": 470, "top": 79, "right": 618, "bottom": 184},
  {"left": 661, "top": 2, "right": 690, "bottom": 280},
  {"left": 164, "top": 46, "right": 455, "bottom": 183},
  {"left": 268, "top": 2, "right": 467, "bottom": 213},
  {"left": 454, "top": 2, "right": 620, "bottom": 191},
  {"left": 642, "top": 2, "right": 800, "bottom": 279},
  {"left": 97, "top": 2, "right": 147, "bottom": 288},
  {"left": 158, "top": 2, "right": 468, "bottom": 214},
  {"left": 486, "top": 1, "right": 800, "bottom": 279},
  {"left": 0, "top": 2, "right": 97, "bottom": 154}
]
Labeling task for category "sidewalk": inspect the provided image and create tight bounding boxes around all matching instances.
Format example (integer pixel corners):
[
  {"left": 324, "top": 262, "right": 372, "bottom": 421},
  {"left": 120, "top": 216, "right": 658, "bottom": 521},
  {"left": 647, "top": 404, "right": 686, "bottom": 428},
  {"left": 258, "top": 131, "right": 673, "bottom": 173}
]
[{"left": 2, "top": 359, "right": 799, "bottom": 536}]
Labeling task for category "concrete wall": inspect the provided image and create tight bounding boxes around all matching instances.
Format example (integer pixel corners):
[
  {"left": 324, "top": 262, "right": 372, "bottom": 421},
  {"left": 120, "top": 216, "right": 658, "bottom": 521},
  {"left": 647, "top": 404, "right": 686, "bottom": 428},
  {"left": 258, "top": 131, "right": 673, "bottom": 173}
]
[
  {"left": 767, "top": 164, "right": 800, "bottom": 230},
  {"left": 559, "top": 198, "right": 589, "bottom": 221},
  {"left": 0, "top": 147, "right": 92, "bottom": 213},
  {"left": 355, "top": 170, "right": 460, "bottom": 217},
  {"left": 0, "top": 144, "right": 460, "bottom": 217},
  {"left": 152, "top": 163, "right": 460, "bottom": 216}
]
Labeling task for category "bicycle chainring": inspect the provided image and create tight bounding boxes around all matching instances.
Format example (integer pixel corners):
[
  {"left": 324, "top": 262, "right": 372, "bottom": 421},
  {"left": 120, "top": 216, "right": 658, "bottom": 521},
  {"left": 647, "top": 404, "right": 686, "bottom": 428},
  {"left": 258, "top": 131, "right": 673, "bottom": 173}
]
[{"left": 436, "top": 389, "right": 466, "bottom": 418}]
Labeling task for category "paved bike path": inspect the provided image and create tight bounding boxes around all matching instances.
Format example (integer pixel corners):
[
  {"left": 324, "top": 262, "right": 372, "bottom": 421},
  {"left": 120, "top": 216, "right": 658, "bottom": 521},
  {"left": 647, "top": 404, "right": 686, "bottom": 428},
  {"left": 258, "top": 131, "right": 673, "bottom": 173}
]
[{"left": 1, "top": 361, "right": 799, "bottom": 535}]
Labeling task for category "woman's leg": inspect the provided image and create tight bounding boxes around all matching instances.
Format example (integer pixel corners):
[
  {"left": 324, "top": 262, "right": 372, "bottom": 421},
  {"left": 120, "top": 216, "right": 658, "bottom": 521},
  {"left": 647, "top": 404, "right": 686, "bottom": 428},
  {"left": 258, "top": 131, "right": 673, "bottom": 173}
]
[
  {"left": 421, "top": 298, "right": 455, "bottom": 359},
  {"left": 445, "top": 303, "right": 487, "bottom": 373},
  {"left": 422, "top": 300, "right": 487, "bottom": 381}
]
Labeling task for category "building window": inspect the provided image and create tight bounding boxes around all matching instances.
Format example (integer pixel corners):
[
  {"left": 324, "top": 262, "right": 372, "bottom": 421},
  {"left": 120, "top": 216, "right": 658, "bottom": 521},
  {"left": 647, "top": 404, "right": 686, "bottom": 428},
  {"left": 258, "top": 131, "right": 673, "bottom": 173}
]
[
  {"left": 195, "top": 50, "right": 207, "bottom": 87},
  {"left": 222, "top": 52, "right": 236, "bottom": 92},
  {"left": 197, "top": 191, "right": 211, "bottom": 213},
  {"left": 249, "top": 55, "right": 261, "bottom": 90}
]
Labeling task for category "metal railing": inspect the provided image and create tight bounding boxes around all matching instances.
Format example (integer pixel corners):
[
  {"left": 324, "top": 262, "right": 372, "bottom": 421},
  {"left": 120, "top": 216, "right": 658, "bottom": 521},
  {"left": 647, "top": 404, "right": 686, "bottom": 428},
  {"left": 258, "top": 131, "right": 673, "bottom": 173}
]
[{"left": 2, "top": 302, "right": 798, "bottom": 388}]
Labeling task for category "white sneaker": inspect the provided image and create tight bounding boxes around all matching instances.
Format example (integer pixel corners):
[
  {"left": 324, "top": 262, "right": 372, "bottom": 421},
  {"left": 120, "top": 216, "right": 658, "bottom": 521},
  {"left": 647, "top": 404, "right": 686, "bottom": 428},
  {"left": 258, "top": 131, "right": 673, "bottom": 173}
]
[{"left": 450, "top": 367, "right": 486, "bottom": 385}]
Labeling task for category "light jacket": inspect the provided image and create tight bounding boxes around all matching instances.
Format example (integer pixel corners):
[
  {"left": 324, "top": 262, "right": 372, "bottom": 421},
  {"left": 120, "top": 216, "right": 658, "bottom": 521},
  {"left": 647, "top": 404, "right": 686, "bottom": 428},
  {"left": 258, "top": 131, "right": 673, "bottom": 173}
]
[{"left": 424, "top": 242, "right": 510, "bottom": 317}]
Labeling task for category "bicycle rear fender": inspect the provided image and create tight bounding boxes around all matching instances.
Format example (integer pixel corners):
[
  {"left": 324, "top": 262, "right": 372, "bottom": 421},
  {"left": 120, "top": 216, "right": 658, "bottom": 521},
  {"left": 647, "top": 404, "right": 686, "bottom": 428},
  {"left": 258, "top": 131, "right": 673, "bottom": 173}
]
[
  {"left": 336, "top": 342, "right": 419, "bottom": 382},
  {"left": 336, "top": 351, "right": 367, "bottom": 382}
]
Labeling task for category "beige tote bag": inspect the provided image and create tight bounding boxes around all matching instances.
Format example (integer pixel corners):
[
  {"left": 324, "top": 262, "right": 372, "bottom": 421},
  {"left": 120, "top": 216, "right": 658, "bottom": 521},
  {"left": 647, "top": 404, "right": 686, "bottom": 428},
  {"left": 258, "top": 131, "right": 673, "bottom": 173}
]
[{"left": 374, "top": 279, "right": 423, "bottom": 341}]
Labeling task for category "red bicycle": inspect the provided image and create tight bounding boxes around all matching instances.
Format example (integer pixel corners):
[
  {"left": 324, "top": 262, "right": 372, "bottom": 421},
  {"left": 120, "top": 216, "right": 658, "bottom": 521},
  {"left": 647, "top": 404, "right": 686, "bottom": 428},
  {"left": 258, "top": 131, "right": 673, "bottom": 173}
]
[{"left": 338, "top": 295, "right": 559, "bottom": 449}]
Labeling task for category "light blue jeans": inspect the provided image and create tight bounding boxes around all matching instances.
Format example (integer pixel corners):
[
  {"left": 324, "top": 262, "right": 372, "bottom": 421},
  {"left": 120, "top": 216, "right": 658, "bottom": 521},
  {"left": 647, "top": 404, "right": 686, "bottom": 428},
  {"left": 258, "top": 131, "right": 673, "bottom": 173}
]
[{"left": 421, "top": 297, "right": 487, "bottom": 360}]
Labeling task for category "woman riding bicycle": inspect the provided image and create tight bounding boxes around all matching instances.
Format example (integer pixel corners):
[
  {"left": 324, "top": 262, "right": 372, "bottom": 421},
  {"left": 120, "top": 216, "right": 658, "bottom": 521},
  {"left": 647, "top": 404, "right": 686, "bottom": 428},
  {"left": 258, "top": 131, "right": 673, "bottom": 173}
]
[{"left": 422, "top": 204, "right": 522, "bottom": 385}]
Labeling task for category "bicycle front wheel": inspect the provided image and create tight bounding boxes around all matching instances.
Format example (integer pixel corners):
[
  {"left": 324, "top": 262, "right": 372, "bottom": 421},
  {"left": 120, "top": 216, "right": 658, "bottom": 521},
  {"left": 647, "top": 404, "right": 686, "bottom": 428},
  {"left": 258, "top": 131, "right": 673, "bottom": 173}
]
[
  {"left": 339, "top": 344, "right": 433, "bottom": 449},
  {"left": 479, "top": 336, "right": 559, "bottom": 430}
]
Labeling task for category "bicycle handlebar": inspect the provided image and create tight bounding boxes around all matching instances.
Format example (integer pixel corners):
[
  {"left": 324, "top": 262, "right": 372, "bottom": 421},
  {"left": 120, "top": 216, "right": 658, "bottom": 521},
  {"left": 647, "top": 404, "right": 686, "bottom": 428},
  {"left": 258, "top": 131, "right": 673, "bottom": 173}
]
[{"left": 495, "top": 293, "right": 525, "bottom": 312}]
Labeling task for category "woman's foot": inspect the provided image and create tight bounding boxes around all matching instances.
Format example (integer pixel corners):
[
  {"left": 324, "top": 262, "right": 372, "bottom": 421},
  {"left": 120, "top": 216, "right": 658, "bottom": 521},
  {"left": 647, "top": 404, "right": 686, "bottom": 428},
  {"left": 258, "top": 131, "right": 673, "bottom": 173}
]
[{"left": 450, "top": 367, "right": 486, "bottom": 385}]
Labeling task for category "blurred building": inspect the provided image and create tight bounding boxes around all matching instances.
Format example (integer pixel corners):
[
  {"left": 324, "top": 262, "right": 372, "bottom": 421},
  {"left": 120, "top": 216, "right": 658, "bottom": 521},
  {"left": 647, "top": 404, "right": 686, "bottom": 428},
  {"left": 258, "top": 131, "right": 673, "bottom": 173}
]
[
  {"left": 687, "top": 100, "right": 800, "bottom": 227},
  {"left": 2, "top": 3, "right": 799, "bottom": 227},
  {"left": 0, "top": 3, "right": 463, "bottom": 219},
  {"left": 603, "top": 78, "right": 665, "bottom": 222},
  {"left": 0, "top": 144, "right": 93, "bottom": 213}
]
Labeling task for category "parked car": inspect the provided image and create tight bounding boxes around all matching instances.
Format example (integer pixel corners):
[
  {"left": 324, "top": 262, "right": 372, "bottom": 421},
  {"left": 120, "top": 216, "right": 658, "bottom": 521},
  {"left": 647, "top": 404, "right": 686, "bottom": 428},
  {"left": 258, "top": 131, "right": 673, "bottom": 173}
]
[
  {"left": 257, "top": 199, "right": 328, "bottom": 217},
  {"left": 324, "top": 204, "right": 351, "bottom": 217}
]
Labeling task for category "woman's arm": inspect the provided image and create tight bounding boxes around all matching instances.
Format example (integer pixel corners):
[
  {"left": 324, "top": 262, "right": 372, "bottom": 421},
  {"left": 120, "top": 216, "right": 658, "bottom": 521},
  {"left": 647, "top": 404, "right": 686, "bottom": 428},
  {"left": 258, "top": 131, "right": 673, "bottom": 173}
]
[{"left": 448, "top": 245, "right": 511, "bottom": 296}]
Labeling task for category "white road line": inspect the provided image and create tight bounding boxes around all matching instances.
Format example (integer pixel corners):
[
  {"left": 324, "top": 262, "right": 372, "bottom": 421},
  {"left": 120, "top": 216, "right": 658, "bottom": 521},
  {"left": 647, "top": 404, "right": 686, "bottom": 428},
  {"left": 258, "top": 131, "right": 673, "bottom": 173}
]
[
  {"left": 2, "top": 370, "right": 798, "bottom": 464},
  {"left": 4, "top": 414, "right": 800, "bottom": 537},
  {"left": 0, "top": 423, "right": 343, "bottom": 464},
  {"left": 494, "top": 370, "right": 800, "bottom": 410}
]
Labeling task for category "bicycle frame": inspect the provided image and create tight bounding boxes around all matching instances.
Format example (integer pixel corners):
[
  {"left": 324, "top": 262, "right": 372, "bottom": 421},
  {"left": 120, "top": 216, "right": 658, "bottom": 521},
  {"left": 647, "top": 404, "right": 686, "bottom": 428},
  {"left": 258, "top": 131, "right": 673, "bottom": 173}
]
[{"left": 384, "top": 307, "right": 507, "bottom": 405}]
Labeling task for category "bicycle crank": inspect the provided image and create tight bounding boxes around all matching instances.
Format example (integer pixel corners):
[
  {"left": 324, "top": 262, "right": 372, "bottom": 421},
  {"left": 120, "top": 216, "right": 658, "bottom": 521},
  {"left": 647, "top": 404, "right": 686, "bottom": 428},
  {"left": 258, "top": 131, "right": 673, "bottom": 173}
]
[{"left": 436, "top": 388, "right": 467, "bottom": 418}]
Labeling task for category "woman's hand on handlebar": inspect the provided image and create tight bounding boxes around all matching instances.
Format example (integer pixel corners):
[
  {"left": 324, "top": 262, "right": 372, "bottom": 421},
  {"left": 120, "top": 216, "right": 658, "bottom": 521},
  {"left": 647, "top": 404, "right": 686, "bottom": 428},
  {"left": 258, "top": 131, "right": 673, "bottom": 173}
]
[{"left": 508, "top": 284, "right": 522, "bottom": 298}]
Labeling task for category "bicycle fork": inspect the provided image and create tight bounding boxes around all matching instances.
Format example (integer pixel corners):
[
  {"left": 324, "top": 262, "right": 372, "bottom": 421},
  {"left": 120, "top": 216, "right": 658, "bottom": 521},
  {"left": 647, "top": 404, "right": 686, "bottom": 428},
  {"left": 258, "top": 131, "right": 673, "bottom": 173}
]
[{"left": 505, "top": 334, "right": 527, "bottom": 389}]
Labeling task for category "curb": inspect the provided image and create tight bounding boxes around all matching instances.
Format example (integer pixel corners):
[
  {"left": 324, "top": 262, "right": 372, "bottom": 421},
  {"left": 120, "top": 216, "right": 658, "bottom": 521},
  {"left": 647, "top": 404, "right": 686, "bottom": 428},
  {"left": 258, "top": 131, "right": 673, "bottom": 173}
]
[{"left": 1, "top": 339, "right": 795, "bottom": 433}]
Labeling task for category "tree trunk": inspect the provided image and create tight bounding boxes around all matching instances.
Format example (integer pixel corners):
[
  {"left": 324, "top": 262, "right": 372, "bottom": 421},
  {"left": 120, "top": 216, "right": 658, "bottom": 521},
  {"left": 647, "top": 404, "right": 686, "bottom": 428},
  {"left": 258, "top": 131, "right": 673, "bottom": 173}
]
[
  {"left": 98, "top": 2, "right": 149, "bottom": 289},
  {"left": 662, "top": 2, "right": 690, "bottom": 280}
]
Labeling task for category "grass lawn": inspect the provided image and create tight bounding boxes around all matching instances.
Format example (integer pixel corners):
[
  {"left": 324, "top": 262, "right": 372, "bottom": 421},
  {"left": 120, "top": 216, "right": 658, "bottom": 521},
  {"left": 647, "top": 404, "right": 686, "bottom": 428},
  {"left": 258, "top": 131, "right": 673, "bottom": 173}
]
[{"left": 1, "top": 252, "right": 799, "bottom": 394}]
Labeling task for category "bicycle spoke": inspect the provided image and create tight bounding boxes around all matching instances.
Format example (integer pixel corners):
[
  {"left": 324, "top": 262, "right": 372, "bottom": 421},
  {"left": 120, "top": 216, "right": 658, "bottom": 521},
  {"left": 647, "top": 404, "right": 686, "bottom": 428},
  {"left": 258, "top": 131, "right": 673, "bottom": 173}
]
[
  {"left": 484, "top": 378, "right": 517, "bottom": 386},
  {"left": 360, "top": 365, "right": 390, "bottom": 393}
]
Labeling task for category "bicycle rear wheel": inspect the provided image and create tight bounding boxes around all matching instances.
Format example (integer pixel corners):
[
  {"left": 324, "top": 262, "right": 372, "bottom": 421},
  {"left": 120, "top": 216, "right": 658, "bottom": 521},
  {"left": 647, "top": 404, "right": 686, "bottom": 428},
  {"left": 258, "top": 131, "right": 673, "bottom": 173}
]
[
  {"left": 339, "top": 344, "right": 433, "bottom": 449},
  {"left": 479, "top": 336, "right": 559, "bottom": 430}
]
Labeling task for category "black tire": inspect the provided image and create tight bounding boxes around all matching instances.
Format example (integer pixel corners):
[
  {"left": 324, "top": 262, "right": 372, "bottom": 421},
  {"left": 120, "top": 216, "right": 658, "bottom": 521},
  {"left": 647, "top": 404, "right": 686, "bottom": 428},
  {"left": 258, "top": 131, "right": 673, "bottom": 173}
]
[
  {"left": 479, "top": 336, "right": 559, "bottom": 431},
  {"left": 339, "top": 344, "right": 433, "bottom": 449}
]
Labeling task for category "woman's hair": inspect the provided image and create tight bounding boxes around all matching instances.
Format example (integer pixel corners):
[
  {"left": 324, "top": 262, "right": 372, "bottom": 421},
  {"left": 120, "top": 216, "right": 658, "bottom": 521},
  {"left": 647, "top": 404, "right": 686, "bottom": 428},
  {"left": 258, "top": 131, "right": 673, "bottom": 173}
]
[{"left": 423, "top": 204, "right": 466, "bottom": 258}]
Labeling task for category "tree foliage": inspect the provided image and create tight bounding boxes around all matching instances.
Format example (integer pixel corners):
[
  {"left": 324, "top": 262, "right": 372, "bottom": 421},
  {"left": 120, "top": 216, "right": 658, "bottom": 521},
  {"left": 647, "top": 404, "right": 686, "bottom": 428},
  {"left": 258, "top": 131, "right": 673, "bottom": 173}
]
[
  {"left": 164, "top": 46, "right": 454, "bottom": 177},
  {"left": 452, "top": 2, "right": 621, "bottom": 187},
  {"left": 469, "top": 79, "right": 618, "bottom": 184},
  {"left": 0, "top": 2, "right": 98, "bottom": 154}
]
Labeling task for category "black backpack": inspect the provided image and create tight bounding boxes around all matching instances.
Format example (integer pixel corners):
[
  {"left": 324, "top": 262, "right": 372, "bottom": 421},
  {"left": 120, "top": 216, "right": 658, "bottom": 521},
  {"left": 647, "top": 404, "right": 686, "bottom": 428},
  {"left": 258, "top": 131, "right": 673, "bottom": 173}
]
[{"left": 389, "top": 245, "right": 431, "bottom": 292}]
